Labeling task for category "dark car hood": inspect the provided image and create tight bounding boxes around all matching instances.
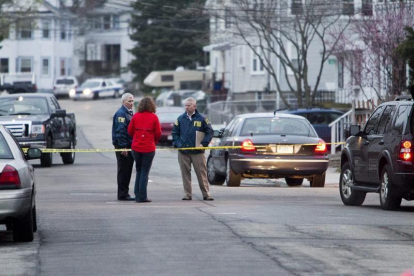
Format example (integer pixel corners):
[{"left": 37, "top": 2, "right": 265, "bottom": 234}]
[
  {"left": 0, "top": 114, "right": 50, "bottom": 124},
  {"left": 240, "top": 135, "right": 322, "bottom": 144}
]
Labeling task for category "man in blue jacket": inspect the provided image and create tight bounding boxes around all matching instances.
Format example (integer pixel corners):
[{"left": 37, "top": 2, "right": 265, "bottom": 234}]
[
  {"left": 112, "top": 93, "right": 135, "bottom": 201},
  {"left": 172, "top": 97, "right": 214, "bottom": 201}
]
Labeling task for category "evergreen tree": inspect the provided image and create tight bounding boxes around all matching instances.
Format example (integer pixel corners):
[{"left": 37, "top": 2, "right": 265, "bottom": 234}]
[
  {"left": 129, "top": 0, "right": 208, "bottom": 86},
  {"left": 396, "top": 27, "right": 414, "bottom": 86}
]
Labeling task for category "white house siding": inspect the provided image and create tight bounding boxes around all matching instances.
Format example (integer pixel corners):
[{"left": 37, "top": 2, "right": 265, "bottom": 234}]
[{"left": 0, "top": 16, "right": 74, "bottom": 91}]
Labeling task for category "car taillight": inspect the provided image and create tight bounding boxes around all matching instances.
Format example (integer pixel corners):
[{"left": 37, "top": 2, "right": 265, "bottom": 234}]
[
  {"left": 0, "top": 165, "right": 21, "bottom": 188},
  {"left": 33, "top": 84, "right": 37, "bottom": 91},
  {"left": 314, "top": 140, "right": 327, "bottom": 155},
  {"left": 399, "top": 141, "right": 412, "bottom": 161},
  {"left": 241, "top": 139, "right": 256, "bottom": 152}
]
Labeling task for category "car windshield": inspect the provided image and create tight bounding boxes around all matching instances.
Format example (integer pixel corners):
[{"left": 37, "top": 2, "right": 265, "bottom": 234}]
[
  {"left": 0, "top": 97, "right": 49, "bottom": 116},
  {"left": 0, "top": 132, "right": 13, "bottom": 159},
  {"left": 240, "top": 117, "right": 315, "bottom": 137},
  {"left": 79, "top": 81, "right": 100, "bottom": 89},
  {"left": 56, "top": 79, "right": 75, "bottom": 85},
  {"left": 157, "top": 112, "right": 182, "bottom": 123}
]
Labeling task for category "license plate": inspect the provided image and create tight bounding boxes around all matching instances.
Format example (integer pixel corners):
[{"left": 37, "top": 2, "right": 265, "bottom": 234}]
[
  {"left": 277, "top": 145, "right": 294, "bottom": 154},
  {"left": 167, "top": 135, "right": 172, "bottom": 140}
]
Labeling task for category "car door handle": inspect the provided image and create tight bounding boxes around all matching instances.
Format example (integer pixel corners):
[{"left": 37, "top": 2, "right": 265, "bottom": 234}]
[
  {"left": 363, "top": 141, "right": 370, "bottom": 145},
  {"left": 379, "top": 140, "right": 384, "bottom": 145}
]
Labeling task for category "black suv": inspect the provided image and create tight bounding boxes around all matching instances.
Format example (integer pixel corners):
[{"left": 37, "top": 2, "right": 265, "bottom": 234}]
[{"left": 339, "top": 96, "right": 414, "bottom": 210}]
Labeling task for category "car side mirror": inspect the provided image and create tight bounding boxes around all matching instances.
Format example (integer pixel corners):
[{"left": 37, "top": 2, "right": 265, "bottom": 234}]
[
  {"left": 51, "top": 109, "right": 66, "bottom": 118},
  {"left": 349, "top": 125, "right": 360, "bottom": 136},
  {"left": 26, "top": 148, "right": 42, "bottom": 160},
  {"left": 213, "top": 128, "right": 224, "bottom": 138}
]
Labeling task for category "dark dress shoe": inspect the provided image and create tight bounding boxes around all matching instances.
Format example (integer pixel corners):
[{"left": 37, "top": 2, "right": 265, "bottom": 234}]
[
  {"left": 203, "top": 196, "right": 214, "bottom": 201},
  {"left": 118, "top": 196, "right": 135, "bottom": 201},
  {"left": 136, "top": 199, "right": 152, "bottom": 203},
  {"left": 182, "top": 196, "right": 192, "bottom": 200}
]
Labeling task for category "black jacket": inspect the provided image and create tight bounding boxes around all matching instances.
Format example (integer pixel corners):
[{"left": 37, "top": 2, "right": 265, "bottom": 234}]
[
  {"left": 112, "top": 105, "right": 133, "bottom": 148},
  {"left": 172, "top": 110, "right": 213, "bottom": 154}
]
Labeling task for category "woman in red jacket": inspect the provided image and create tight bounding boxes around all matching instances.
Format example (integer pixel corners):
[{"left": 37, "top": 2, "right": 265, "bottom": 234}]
[{"left": 127, "top": 97, "right": 161, "bottom": 203}]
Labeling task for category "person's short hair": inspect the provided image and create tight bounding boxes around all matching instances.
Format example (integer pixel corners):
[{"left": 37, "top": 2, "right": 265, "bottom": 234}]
[
  {"left": 138, "top": 96, "right": 156, "bottom": 113},
  {"left": 184, "top": 97, "right": 196, "bottom": 106},
  {"left": 122, "top": 93, "right": 133, "bottom": 102}
]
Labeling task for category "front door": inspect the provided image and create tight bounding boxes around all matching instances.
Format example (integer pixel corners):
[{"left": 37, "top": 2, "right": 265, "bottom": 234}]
[
  {"left": 368, "top": 105, "right": 395, "bottom": 184},
  {"left": 354, "top": 106, "right": 384, "bottom": 183}
]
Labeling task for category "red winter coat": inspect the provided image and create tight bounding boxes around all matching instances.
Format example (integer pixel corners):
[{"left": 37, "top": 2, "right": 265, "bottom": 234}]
[{"left": 128, "top": 111, "right": 161, "bottom": 153}]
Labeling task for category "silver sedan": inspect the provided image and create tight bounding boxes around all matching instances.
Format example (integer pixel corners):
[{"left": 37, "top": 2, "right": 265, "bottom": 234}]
[{"left": 0, "top": 125, "right": 42, "bottom": 242}]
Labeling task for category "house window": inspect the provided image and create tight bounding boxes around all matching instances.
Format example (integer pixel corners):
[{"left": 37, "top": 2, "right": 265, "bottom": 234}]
[
  {"left": 60, "top": 21, "right": 67, "bottom": 40},
  {"left": 60, "top": 58, "right": 66, "bottom": 76},
  {"left": 0, "top": 59, "right": 9, "bottom": 73},
  {"left": 1, "top": 25, "right": 10, "bottom": 39},
  {"left": 17, "top": 58, "right": 33, "bottom": 73},
  {"left": 287, "top": 42, "right": 299, "bottom": 75},
  {"left": 251, "top": 47, "right": 264, "bottom": 74},
  {"left": 113, "top": 15, "right": 120, "bottom": 29},
  {"left": 338, "top": 58, "right": 344, "bottom": 89},
  {"left": 42, "top": 20, "right": 51, "bottom": 39},
  {"left": 362, "top": 0, "right": 373, "bottom": 16},
  {"left": 342, "top": 0, "right": 354, "bottom": 15},
  {"left": 18, "top": 20, "right": 32, "bottom": 39},
  {"left": 291, "top": 0, "right": 303, "bottom": 15},
  {"left": 104, "top": 15, "right": 111, "bottom": 29},
  {"left": 67, "top": 58, "right": 72, "bottom": 75},
  {"left": 238, "top": 45, "right": 245, "bottom": 67},
  {"left": 41, "top": 58, "right": 50, "bottom": 76},
  {"left": 94, "top": 17, "right": 102, "bottom": 29},
  {"left": 225, "top": 8, "right": 231, "bottom": 29}
]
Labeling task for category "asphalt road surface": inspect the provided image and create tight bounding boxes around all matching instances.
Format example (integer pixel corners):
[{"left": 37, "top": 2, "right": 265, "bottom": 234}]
[{"left": 1, "top": 97, "right": 414, "bottom": 276}]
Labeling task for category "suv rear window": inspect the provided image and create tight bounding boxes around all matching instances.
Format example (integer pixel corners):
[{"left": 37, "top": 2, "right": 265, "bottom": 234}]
[
  {"left": 0, "top": 132, "right": 13, "bottom": 159},
  {"left": 56, "top": 79, "right": 75, "bottom": 85},
  {"left": 240, "top": 117, "right": 316, "bottom": 137}
]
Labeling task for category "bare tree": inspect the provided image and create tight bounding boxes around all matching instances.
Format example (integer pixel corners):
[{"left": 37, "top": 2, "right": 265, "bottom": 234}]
[
  {"left": 212, "top": 0, "right": 352, "bottom": 108},
  {"left": 333, "top": 1, "right": 414, "bottom": 101},
  {"left": 0, "top": 0, "right": 38, "bottom": 45}
]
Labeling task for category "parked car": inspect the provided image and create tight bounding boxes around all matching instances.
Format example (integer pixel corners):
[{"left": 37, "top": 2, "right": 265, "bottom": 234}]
[
  {"left": 0, "top": 93, "right": 77, "bottom": 167},
  {"left": 69, "top": 78, "right": 120, "bottom": 100},
  {"left": 280, "top": 108, "right": 343, "bottom": 144},
  {"left": 156, "top": 107, "right": 183, "bottom": 143},
  {"left": 0, "top": 125, "right": 42, "bottom": 242},
  {"left": 207, "top": 113, "right": 329, "bottom": 187},
  {"left": 53, "top": 77, "right": 78, "bottom": 98},
  {"left": 155, "top": 90, "right": 198, "bottom": 107},
  {"left": 339, "top": 95, "right": 414, "bottom": 210},
  {"left": 109, "top": 78, "right": 129, "bottom": 95}
]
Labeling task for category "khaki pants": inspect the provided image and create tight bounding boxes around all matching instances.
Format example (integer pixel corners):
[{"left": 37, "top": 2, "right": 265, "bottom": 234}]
[{"left": 178, "top": 152, "right": 211, "bottom": 198}]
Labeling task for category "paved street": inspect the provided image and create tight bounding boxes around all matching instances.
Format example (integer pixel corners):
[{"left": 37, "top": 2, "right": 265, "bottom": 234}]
[{"left": 1, "top": 98, "right": 414, "bottom": 276}]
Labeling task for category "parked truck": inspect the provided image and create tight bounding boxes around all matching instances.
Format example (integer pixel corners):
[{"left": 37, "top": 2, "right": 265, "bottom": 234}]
[
  {"left": 0, "top": 73, "right": 37, "bottom": 93},
  {"left": 0, "top": 93, "right": 76, "bottom": 167}
]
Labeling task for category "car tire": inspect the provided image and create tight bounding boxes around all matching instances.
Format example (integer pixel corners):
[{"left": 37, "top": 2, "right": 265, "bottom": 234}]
[
  {"left": 339, "top": 162, "right": 366, "bottom": 206},
  {"left": 40, "top": 135, "right": 53, "bottom": 167},
  {"left": 207, "top": 156, "right": 225, "bottom": 185},
  {"left": 6, "top": 222, "right": 13, "bottom": 231},
  {"left": 61, "top": 135, "right": 75, "bottom": 165},
  {"left": 32, "top": 206, "right": 37, "bottom": 233},
  {"left": 13, "top": 208, "right": 34, "bottom": 242},
  {"left": 285, "top": 178, "right": 303, "bottom": 186},
  {"left": 380, "top": 164, "right": 402, "bottom": 211},
  {"left": 226, "top": 158, "right": 241, "bottom": 187},
  {"left": 310, "top": 173, "right": 326, "bottom": 187},
  {"left": 113, "top": 90, "right": 120, "bottom": 98},
  {"left": 93, "top": 92, "right": 99, "bottom": 100}
]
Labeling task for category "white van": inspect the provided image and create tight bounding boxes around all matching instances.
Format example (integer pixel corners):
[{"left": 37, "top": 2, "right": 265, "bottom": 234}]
[{"left": 53, "top": 77, "right": 78, "bottom": 98}]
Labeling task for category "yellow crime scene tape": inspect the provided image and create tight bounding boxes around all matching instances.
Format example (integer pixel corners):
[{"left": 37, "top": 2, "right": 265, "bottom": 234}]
[{"left": 22, "top": 142, "right": 346, "bottom": 153}]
